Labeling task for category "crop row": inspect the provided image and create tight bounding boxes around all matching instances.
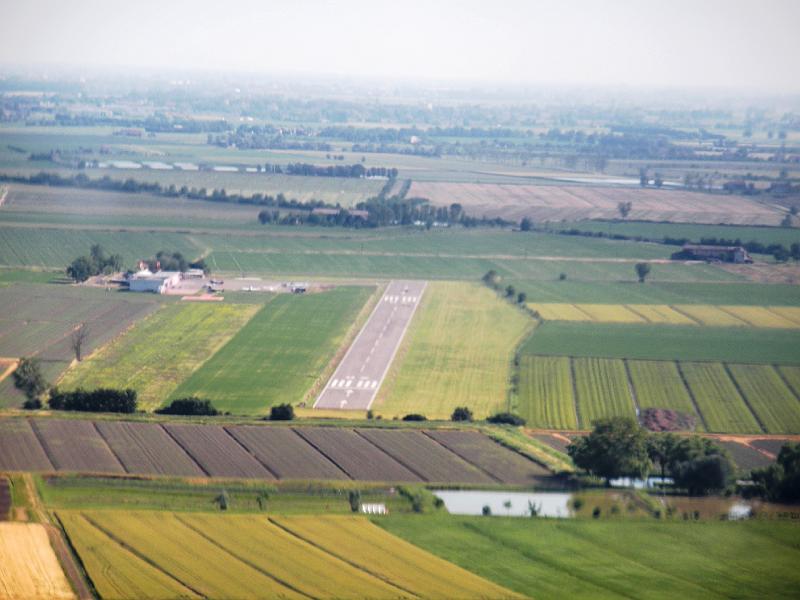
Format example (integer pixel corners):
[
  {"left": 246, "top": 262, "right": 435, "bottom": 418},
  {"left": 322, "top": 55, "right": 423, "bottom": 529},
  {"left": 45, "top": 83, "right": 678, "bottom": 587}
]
[
  {"left": 520, "top": 357, "right": 800, "bottom": 433},
  {"left": 60, "top": 511, "right": 513, "bottom": 600},
  {"left": 530, "top": 302, "right": 800, "bottom": 329},
  {"left": 0, "top": 418, "right": 548, "bottom": 484}
]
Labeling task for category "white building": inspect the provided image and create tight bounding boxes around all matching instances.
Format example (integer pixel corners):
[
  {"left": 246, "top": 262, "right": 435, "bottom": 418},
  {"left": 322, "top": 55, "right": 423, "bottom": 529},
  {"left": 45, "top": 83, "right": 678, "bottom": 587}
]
[{"left": 129, "top": 271, "right": 181, "bottom": 294}]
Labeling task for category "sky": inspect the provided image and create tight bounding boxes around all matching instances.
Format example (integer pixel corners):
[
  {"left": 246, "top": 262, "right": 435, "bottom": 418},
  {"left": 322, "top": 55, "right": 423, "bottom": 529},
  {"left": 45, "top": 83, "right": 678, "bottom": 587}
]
[{"left": 1, "top": 0, "right": 799, "bottom": 92}]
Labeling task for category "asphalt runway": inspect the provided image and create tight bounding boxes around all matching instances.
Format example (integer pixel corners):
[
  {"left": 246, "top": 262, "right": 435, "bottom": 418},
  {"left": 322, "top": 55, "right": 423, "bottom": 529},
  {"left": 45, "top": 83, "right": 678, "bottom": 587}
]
[{"left": 314, "top": 280, "right": 427, "bottom": 410}]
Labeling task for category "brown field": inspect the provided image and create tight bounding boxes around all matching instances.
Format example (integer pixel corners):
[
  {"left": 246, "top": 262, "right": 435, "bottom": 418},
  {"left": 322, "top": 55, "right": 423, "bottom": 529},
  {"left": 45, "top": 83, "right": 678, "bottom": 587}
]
[
  {"left": 30, "top": 419, "right": 124, "bottom": 474},
  {"left": 95, "top": 421, "right": 205, "bottom": 477},
  {"left": 409, "top": 181, "right": 786, "bottom": 225},
  {"left": 0, "top": 523, "right": 75, "bottom": 600},
  {"left": 162, "top": 424, "right": 274, "bottom": 479},
  {"left": 356, "top": 429, "right": 494, "bottom": 484},
  {"left": 225, "top": 426, "right": 348, "bottom": 481},
  {"left": 294, "top": 427, "right": 422, "bottom": 482},
  {"left": 0, "top": 419, "right": 54, "bottom": 471},
  {"left": 0, "top": 418, "right": 554, "bottom": 484},
  {"left": 426, "top": 430, "right": 550, "bottom": 484}
]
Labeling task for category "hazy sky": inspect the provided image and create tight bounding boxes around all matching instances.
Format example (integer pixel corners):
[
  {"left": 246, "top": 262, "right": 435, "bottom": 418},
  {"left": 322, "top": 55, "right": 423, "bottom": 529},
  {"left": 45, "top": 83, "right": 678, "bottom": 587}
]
[{"left": 1, "top": 0, "right": 799, "bottom": 91}]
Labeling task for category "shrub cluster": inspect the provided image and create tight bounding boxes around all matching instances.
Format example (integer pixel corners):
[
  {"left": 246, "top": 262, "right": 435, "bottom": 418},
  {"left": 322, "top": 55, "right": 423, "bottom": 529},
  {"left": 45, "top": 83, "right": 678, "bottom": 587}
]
[
  {"left": 155, "top": 398, "right": 219, "bottom": 416},
  {"left": 48, "top": 387, "right": 137, "bottom": 413},
  {"left": 269, "top": 404, "right": 295, "bottom": 421},
  {"left": 487, "top": 412, "right": 526, "bottom": 426}
]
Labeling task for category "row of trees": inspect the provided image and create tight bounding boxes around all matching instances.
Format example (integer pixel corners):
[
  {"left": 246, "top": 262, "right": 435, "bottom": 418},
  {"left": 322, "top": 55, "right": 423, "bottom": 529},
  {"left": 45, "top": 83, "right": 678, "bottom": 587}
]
[
  {"left": 48, "top": 387, "right": 137, "bottom": 413},
  {"left": 568, "top": 417, "right": 734, "bottom": 495}
]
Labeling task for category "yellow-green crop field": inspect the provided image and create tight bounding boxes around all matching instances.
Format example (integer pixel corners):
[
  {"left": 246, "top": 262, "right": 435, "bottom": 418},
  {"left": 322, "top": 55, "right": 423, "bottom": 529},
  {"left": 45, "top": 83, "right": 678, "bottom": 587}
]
[
  {"left": 377, "top": 282, "right": 533, "bottom": 419},
  {"left": 58, "top": 302, "right": 259, "bottom": 410},
  {"left": 519, "top": 356, "right": 800, "bottom": 434},
  {"left": 59, "top": 511, "right": 517, "bottom": 600},
  {"left": 529, "top": 303, "right": 800, "bottom": 329}
]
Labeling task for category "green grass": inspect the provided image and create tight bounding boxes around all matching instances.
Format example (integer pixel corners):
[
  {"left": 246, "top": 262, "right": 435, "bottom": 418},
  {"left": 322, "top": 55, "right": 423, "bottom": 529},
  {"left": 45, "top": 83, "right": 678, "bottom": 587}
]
[
  {"left": 377, "top": 282, "right": 533, "bottom": 419},
  {"left": 517, "top": 355, "right": 577, "bottom": 429},
  {"left": 513, "top": 280, "right": 800, "bottom": 306},
  {"left": 0, "top": 268, "right": 59, "bottom": 285},
  {"left": 627, "top": 360, "right": 703, "bottom": 428},
  {"left": 727, "top": 364, "right": 800, "bottom": 434},
  {"left": 520, "top": 322, "right": 800, "bottom": 364},
  {"left": 550, "top": 220, "right": 800, "bottom": 247},
  {"left": 680, "top": 363, "right": 761, "bottom": 433},
  {"left": 57, "top": 302, "right": 259, "bottom": 410},
  {"left": 378, "top": 515, "right": 800, "bottom": 600},
  {"left": 573, "top": 358, "right": 636, "bottom": 427},
  {"left": 169, "top": 287, "right": 372, "bottom": 414}
]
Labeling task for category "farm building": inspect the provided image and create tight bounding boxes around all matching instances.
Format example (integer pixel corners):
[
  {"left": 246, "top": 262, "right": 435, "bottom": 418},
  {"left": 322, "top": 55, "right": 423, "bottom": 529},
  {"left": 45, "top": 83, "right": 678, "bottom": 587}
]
[
  {"left": 681, "top": 244, "right": 752, "bottom": 263},
  {"left": 128, "top": 270, "right": 181, "bottom": 293}
]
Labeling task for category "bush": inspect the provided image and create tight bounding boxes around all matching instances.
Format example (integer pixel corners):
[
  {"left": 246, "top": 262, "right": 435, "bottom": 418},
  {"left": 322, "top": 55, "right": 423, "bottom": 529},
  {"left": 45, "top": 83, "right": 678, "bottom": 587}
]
[
  {"left": 269, "top": 403, "right": 295, "bottom": 421},
  {"left": 402, "top": 413, "right": 427, "bottom": 422},
  {"left": 348, "top": 490, "right": 361, "bottom": 512},
  {"left": 155, "top": 398, "right": 219, "bottom": 416},
  {"left": 486, "top": 412, "right": 526, "bottom": 426},
  {"left": 48, "top": 387, "right": 137, "bottom": 413},
  {"left": 12, "top": 357, "right": 48, "bottom": 401},
  {"left": 451, "top": 406, "right": 473, "bottom": 422},
  {"left": 22, "top": 398, "right": 42, "bottom": 410}
]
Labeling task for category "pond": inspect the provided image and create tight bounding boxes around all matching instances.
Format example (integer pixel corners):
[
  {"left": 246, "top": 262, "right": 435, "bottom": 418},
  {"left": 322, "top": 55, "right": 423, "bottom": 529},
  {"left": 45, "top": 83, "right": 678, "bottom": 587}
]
[{"left": 433, "top": 490, "right": 574, "bottom": 518}]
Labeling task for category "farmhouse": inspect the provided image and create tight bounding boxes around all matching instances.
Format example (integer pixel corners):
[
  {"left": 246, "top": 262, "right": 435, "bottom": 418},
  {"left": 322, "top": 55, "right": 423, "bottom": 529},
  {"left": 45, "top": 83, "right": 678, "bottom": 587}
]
[
  {"left": 128, "top": 270, "right": 181, "bottom": 293},
  {"left": 681, "top": 244, "right": 752, "bottom": 263}
]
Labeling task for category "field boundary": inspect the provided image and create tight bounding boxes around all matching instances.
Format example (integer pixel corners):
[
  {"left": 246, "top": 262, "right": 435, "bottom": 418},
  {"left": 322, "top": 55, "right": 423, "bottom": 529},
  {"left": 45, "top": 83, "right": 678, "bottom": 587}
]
[
  {"left": 675, "top": 361, "right": 710, "bottom": 431},
  {"left": 49, "top": 516, "right": 95, "bottom": 600},
  {"left": 568, "top": 358, "right": 583, "bottom": 429},
  {"left": 90, "top": 421, "right": 127, "bottom": 474},
  {"left": 722, "top": 363, "right": 767, "bottom": 434},
  {"left": 353, "top": 430, "right": 430, "bottom": 482},
  {"left": 159, "top": 424, "right": 212, "bottom": 477},
  {"left": 622, "top": 359, "right": 641, "bottom": 416},
  {"left": 221, "top": 427, "right": 280, "bottom": 480},
  {"left": 420, "top": 431, "right": 506, "bottom": 483}
]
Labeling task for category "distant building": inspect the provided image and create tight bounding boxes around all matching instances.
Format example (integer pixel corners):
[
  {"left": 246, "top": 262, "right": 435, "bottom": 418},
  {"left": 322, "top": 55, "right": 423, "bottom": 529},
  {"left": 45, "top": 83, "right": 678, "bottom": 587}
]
[
  {"left": 310, "top": 208, "right": 369, "bottom": 219},
  {"left": 185, "top": 268, "right": 205, "bottom": 279},
  {"left": 129, "top": 271, "right": 181, "bottom": 293},
  {"left": 681, "top": 244, "right": 752, "bottom": 264}
]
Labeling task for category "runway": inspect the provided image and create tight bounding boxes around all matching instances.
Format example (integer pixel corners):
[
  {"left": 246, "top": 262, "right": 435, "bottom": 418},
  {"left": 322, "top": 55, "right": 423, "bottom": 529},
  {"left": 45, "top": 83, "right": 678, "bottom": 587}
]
[{"left": 314, "top": 280, "right": 427, "bottom": 410}]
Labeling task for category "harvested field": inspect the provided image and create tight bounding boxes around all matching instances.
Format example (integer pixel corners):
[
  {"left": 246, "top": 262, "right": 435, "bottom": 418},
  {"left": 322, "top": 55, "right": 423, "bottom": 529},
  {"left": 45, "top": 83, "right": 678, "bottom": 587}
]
[
  {"left": 680, "top": 363, "right": 761, "bottom": 433},
  {"left": 225, "top": 426, "right": 348, "bottom": 480},
  {"left": 57, "top": 512, "right": 199, "bottom": 600},
  {"left": 0, "top": 522, "right": 75, "bottom": 600},
  {"left": 518, "top": 355, "right": 578, "bottom": 429},
  {"left": 0, "top": 478, "right": 9, "bottom": 521},
  {"left": 171, "top": 287, "right": 372, "bottom": 414},
  {"left": 727, "top": 365, "right": 800, "bottom": 434},
  {"left": 409, "top": 181, "right": 786, "bottom": 225},
  {"left": 573, "top": 358, "right": 636, "bottom": 427},
  {"left": 750, "top": 438, "right": 793, "bottom": 457},
  {"left": 94, "top": 421, "right": 205, "bottom": 477},
  {"left": 378, "top": 282, "right": 533, "bottom": 419},
  {"left": 529, "top": 433, "right": 574, "bottom": 455},
  {"left": 356, "top": 429, "right": 494, "bottom": 484},
  {"left": 425, "top": 429, "right": 549, "bottom": 484},
  {"left": 294, "top": 427, "right": 421, "bottom": 482},
  {"left": 162, "top": 424, "right": 273, "bottom": 479},
  {"left": 272, "top": 515, "right": 517, "bottom": 599},
  {"left": 530, "top": 303, "right": 800, "bottom": 329},
  {"left": 59, "top": 302, "right": 258, "bottom": 411},
  {"left": 0, "top": 419, "right": 53, "bottom": 471},
  {"left": 30, "top": 419, "right": 124, "bottom": 474}
]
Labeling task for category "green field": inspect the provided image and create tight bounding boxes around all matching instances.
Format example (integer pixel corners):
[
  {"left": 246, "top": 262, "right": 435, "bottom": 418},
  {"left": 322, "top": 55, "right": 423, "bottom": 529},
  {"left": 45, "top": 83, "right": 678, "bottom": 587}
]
[
  {"left": 573, "top": 358, "right": 636, "bottom": 427},
  {"left": 627, "top": 360, "right": 703, "bottom": 426},
  {"left": 169, "top": 287, "right": 373, "bottom": 413},
  {"left": 377, "top": 282, "right": 534, "bottom": 419},
  {"left": 517, "top": 355, "right": 577, "bottom": 429},
  {"left": 379, "top": 516, "right": 800, "bottom": 600},
  {"left": 727, "top": 364, "right": 800, "bottom": 434},
  {"left": 58, "top": 302, "right": 259, "bottom": 410},
  {"left": 550, "top": 220, "right": 800, "bottom": 247},
  {"left": 0, "top": 226, "right": 202, "bottom": 269},
  {"left": 520, "top": 322, "right": 800, "bottom": 364}
]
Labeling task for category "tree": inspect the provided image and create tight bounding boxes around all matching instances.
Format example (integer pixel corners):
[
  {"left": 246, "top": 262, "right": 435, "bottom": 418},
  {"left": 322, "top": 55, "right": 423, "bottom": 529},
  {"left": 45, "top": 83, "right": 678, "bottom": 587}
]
[
  {"left": 517, "top": 292, "right": 527, "bottom": 304},
  {"left": 12, "top": 357, "right": 48, "bottom": 403},
  {"left": 639, "top": 168, "right": 648, "bottom": 187},
  {"left": 505, "top": 285, "right": 515, "bottom": 298},
  {"left": 635, "top": 262, "right": 651, "bottom": 283},
  {"left": 66, "top": 256, "right": 95, "bottom": 282},
  {"left": 402, "top": 413, "right": 426, "bottom": 421},
  {"left": 567, "top": 417, "right": 652, "bottom": 482},
  {"left": 654, "top": 173, "right": 664, "bottom": 188},
  {"left": 486, "top": 412, "right": 526, "bottom": 426},
  {"left": 520, "top": 217, "right": 532, "bottom": 231},
  {"left": 70, "top": 323, "right": 89, "bottom": 362},
  {"left": 617, "top": 201, "right": 632, "bottom": 219},
  {"left": 451, "top": 406, "right": 473, "bottom": 422},
  {"left": 482, "top": 270, "right": 500, "bottom": 288},
  {"left": 751, "top": 443, "right": 800, "bottom": 502},
  {"left": 269, "top": 403, "right": 295, "bottom": 421},
  {"left": 156, "top": 398, "right": 219, "bottom": 416},
  {"left": 348, "top": 490, "right": 361, "bottom": 512}
]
